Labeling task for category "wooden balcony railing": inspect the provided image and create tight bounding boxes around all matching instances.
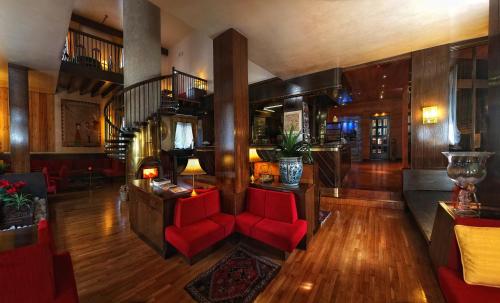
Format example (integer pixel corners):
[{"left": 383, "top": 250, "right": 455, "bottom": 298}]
[{"left": 62, "top": 29, "right": 123, "bottom": 74}]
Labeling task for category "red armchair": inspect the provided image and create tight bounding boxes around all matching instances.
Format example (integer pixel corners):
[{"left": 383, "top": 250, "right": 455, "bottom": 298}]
[
  {"left": 236, "top": 187, "right": 307, "bottom": 254},
  {"left": 42, "top": 167, "right": 57, "bottom": 194},
  {"left": 102, "top": 159, "right": 125, "bottom": 178},
  {"left": 0, "top": 220, "right": 79, "bottom": 303},
  {"left": 438, "top": 217, "right": 500, "bottom": 303},
  {"left": 165, "top": 189, "right": 234, "bottom": 262}
]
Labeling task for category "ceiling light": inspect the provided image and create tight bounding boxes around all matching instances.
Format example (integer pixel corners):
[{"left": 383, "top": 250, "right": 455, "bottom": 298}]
[
  {"left": 264, "top": 104, "right": 283, "bottom": 110},
  {"left": 383, "top": 75, "right": 387, "bottom": 79}
]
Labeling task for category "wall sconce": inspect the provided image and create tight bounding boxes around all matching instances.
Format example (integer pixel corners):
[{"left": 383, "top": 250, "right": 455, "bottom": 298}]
[{"left": 422, "top": 106, "right": 438, "bottom": 124}]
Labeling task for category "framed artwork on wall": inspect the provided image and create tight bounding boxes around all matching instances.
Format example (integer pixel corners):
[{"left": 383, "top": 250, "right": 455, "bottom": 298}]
[
  {"left": 61, "top": 99, "right": 100, "bottom": 147},
  {"left": 283, "top": 110, "right": 303, "bottom": 139}
]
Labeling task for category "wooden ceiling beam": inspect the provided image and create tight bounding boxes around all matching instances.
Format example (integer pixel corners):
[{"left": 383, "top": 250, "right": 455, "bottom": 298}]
[
  {"left": 101, "top": 83, "right": 119, "bottom": 98},
  {"left": 91, "top": 81, "right": 106, "bottom": 97}
]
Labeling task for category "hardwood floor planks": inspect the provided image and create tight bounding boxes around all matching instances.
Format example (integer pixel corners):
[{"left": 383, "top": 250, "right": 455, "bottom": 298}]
[{"left": 49, "top": 185, "right": 443, "bottom": 303}]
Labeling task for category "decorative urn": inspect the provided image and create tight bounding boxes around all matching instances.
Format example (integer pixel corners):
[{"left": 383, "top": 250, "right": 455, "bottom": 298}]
[
  {"left": 279, "top": 157, "right": 303, "bottom": 187},
  {"left": 442, "top": 151, "right": 494, "bottom": 212}
]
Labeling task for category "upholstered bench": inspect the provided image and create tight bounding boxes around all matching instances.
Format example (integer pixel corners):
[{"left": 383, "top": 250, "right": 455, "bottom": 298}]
[
  {"left": 236, "top": 187, "right": 307, "bottom": 257},
  {"left": 165, "top": 189, "right": 234, "bottom": 263}
]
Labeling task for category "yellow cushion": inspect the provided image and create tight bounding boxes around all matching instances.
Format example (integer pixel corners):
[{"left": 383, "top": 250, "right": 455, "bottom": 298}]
[{"left": 455, "top": 224, "right": 500, "bottom": 288}]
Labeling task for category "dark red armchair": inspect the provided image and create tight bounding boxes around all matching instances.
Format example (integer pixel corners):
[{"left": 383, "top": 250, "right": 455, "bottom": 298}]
[
  {"left": 438, "top": 217, "right": 500, "bottom": 303},
  {"left": 0, "top": 220, "right": 79, "bottom": 303},
  {"left": 42, "top": 167, "right": 57, "bottom": 194}
]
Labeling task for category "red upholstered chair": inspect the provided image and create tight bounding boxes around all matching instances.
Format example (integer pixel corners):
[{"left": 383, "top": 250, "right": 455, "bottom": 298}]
[
  {"left": 51, "top": 166, "right": 70, "bottom": 191},
  {"left": 165, "top": 189, "right": 234, "bottom": 262},
  {"left": 0, "top": 219, "right": 79, "bottom": 303},
  {"left": 438, "top": 217, "right": 500, "bottom": 303},
  {"left": 42, "top": 167, "right": 57, "bottom": 194},
  {"left": 102, "top": 159, "right": 125, "bottom": 178},
  {"left": 236, "top": 187, "right": 307, "bottom": 254}
]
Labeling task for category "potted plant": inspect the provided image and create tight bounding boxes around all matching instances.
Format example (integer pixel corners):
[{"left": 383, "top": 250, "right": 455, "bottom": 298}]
[
  {"left": 0, "top": 161, "right": 8, "bottom": 175},
  {"left": 276, "top": 128, "right": 312, "bottom": 186},
  {"left": 0, "top": 180, "right": 33, "bottom": 227}
]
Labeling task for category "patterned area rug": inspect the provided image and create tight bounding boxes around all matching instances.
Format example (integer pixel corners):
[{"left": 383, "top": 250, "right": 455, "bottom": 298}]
[{"left": 185, "top": 246, "right": 281, "bottom": 303}]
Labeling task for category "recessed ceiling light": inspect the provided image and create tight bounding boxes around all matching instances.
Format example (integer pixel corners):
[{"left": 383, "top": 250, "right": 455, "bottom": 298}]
[{"left": 383, "top": 75, "right": 387, "bottom": 79}]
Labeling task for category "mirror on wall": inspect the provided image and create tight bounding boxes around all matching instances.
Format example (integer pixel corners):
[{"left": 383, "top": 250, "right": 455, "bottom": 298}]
[{"left": 451, "top": 43, "right": 489, "bottom": 151}]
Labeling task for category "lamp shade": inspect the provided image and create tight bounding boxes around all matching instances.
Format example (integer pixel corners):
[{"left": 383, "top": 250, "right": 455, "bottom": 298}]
[
  {"left": 181, "top": 158, "right": 206, "bottom": 176},
  {"left": 249, "top": 148, "right": 262, "bottom": 163}
]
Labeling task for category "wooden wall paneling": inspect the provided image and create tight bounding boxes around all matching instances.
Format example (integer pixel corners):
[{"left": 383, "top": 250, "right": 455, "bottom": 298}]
[
  {"left": 478, "top": 0, "right": 500, "bottom": 207},
  {"left": 213, "top": 29, "right": 249, "bottom": 215},
  {"left": 0, "top": 87, "right": 9, "bottom": 152},
  {"left": 402, "top": 85, "right": 410, "bottom": 168},
  {"left": 29, "top": 92, "right": 55, "bottom": 152},
  {"left": 8, "top": 64, "right": 30, "bottom": 173},
  {"left": 410, "top": 45, "right": 450, "bottom": 169}
]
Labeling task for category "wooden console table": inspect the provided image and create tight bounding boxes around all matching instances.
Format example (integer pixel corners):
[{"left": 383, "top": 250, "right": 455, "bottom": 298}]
[
  {"left": 429, "top": 202, "right": 500, "bottom": 270},
  {"left": 128, "top": 180, "right": 191, "bottom": 258},
  {"left": 250, "top": 181, "right": 318, "bottom": 245}
]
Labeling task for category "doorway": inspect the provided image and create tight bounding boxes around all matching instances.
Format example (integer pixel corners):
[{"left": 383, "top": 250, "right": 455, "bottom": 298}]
[{"left": 370, "top": 115, "right": 390, "bottom": 160}]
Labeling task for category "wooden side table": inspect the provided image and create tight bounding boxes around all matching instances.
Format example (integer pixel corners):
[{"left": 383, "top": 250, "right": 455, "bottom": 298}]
[
  {"left": 128, "top": 179, "right": 191, "bottom": 258},
  {"left": 250, "top": 181, "right": 318, "bottom": 246},
  {"left": 0, "top": 225, "right": 37, "bottom": 253}
]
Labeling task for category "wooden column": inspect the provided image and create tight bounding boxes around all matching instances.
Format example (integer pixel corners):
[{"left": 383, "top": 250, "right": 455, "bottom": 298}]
[
  {"left": 401, "top": 85, "right": 410, "bottom": 168},
  {"left": 410, "top": 45, "right": 450, "bottom": 169},
  {"left": 8, "top": 64, "right": 30, "bottom": 173},
  {"left": 213, "top": 29, "right": 249, "bottom": 215},
  {"left": 478, "top": 0, "right": 500, "bottom": 207}
]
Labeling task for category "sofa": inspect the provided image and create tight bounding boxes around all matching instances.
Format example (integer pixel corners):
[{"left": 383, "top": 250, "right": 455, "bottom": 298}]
[
  {"left": 165, "top": 189, "right": 234, "bottom": 263},
  {"left": 32, "top": 156, "right": 125, "bottom": 191},
  {"left": 0, "top": 219, "right": 79, "bottom": 303},
  {"left": 438, "top": 217, "right": 500, "bottom": 303},
  {"left": 236, "top": 187, "right": 307, "bottom": 255}
]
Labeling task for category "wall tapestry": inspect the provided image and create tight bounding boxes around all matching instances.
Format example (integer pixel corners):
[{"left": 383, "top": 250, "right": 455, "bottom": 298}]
[{"left": 61, "top": 99, "right": 100, "bottom": 147}]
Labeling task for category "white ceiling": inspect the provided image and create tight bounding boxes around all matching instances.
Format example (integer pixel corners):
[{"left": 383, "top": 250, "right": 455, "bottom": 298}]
[
  {"left": 0, "top": 0, "right": 74, "bottom": 88},
  {"left": 73, "top": 0, "right": 194, "bottom": 49},
  {"left": 151, "top": 0, "right": 489, "bottom": 79}
]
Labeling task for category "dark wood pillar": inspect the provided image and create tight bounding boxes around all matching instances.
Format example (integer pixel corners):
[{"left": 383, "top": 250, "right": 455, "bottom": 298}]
[
  {"left": 8, "top": 64, "right": 30, "bottom": 173},
  {"left": 478, "top": 0, "right": 500, "bottom": 207},
  {"left": 410, "top": 45, "right": 449, "bottom": 169},
  {"left": 213, "top": 29, "right": 249, "bottom": 215}
]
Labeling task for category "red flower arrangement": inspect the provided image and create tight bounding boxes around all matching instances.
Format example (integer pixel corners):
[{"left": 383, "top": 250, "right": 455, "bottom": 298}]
[{"left": 0, "top": 180, "right": 27, "bottom": 204}]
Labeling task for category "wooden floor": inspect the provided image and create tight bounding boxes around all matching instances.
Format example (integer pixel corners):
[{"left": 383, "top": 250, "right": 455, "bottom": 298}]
[
  {"left": 342, "top": 161, "right": 403, "bottom": 193},
  {"left": 50, "top": 185, "right": 443, "bottom": 303}
]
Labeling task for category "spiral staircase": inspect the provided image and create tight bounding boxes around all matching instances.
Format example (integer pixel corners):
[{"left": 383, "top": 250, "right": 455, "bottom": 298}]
[{"left": 104, "top": 68, "right": 208, "bottom": 160}]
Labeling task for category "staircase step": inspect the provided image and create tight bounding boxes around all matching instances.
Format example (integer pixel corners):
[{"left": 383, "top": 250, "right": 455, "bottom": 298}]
[
  {"left": 105, "top": 139, "right": 131, "bottom": 144},
  {"left": 105, "top": 150, "right": 127, "bottom": 155}
]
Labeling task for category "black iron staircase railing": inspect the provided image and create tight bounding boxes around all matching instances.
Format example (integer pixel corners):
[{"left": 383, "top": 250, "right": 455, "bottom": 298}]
[
  {"left": 62, "top": 28, "right": 124, "bottom": 74},
  {"left": 104, "top": 67, "right": 208, "bottom": 161}
]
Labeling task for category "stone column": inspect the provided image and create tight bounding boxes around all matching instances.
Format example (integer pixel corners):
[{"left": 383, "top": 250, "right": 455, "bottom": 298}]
[
  {"left": 122, "top": 0, "right": 162, "bottom": 181},
  {"left": 213, "top": 29, "right": 249, "bottom": 215},
  {"left": 8, "top": 64, "right": 30, "bottom": 173}
]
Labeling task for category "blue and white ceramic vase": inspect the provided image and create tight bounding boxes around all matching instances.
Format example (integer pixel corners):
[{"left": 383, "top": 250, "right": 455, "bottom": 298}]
[{"left": 279, "top": 157, "right": 303, "bottom": 186}]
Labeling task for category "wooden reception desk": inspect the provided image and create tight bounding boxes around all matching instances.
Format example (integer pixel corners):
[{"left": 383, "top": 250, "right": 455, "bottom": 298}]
[{"left": 252, "top": 144, "right": 351, "bottom": 196}]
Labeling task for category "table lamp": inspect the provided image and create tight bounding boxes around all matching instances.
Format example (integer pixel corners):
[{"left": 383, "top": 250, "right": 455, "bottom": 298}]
[
  {"left": 181, "top": 158, "right": 206, "bottom": 196},
  {"left": 249, "top": 148, "right": 262, "bottom": 183}
]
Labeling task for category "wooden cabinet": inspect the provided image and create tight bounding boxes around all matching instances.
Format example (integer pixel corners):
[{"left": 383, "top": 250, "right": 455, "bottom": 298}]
[{"left": 129, "top": 180, "right": 190, "bottom": 257}]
